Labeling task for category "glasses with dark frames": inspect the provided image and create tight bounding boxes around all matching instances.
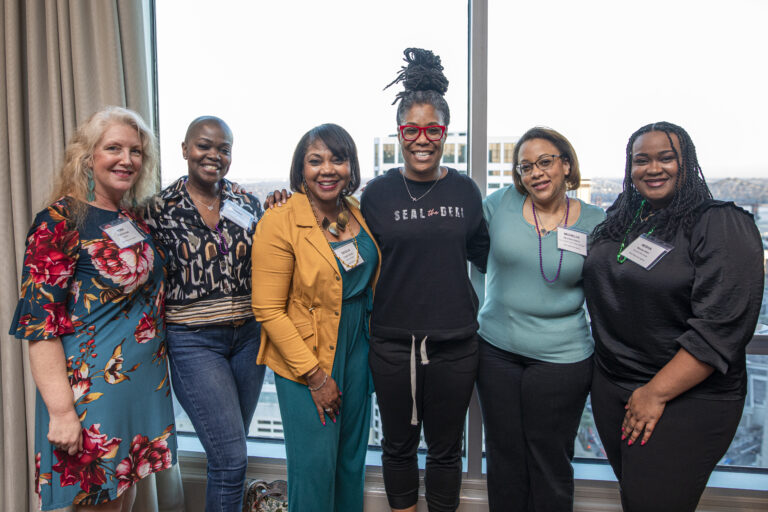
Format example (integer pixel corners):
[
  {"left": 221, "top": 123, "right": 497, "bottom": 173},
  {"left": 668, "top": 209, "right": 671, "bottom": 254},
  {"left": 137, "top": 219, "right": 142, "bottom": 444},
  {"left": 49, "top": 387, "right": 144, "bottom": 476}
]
[
  {"left": 515, "top": 154, "right": 563, "bottom": 176},
  {"left": 398, "top": 125, "right": 447, "bottom": 141}
]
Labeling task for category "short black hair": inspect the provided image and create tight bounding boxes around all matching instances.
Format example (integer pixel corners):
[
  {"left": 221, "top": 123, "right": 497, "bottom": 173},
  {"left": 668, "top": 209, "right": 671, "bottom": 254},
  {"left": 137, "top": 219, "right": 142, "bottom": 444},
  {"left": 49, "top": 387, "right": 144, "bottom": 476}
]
[
  {"left": 184, "top": 115, "right": 233, "bottom": 143},
  {"left": 385, "top": 48, "right": 451, "bottom": 126},
  {"left": 289, "top": 124, "right": 361, "bottom": 196}
]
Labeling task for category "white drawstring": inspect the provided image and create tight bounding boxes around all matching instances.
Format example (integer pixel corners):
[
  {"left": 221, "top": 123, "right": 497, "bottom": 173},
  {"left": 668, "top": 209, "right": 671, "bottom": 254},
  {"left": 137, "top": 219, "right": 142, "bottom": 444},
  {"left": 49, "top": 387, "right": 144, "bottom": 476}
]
[{"left": 410, "top": 335, "right": 429, "bottom": 426}]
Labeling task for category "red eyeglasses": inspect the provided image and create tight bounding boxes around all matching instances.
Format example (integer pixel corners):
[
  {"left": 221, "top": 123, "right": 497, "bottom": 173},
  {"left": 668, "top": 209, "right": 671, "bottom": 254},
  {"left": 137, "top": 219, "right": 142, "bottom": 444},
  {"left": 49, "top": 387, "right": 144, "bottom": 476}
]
[{"left": 398, "top": 125, "right": 447, "bottom": 141}]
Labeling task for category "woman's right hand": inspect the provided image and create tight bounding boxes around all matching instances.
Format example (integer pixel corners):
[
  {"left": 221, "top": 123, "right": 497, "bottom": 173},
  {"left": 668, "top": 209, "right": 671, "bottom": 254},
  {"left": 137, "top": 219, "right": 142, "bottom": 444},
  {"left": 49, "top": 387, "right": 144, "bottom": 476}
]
[
  {"left": 264, "top": 189, "right": 291, "bottom": 209},
  {"left": 307, "top": 370, "right": 342, "bottom": 425},
  {"left": 48, "top": 409, "right": 83, "bottom": 455}
]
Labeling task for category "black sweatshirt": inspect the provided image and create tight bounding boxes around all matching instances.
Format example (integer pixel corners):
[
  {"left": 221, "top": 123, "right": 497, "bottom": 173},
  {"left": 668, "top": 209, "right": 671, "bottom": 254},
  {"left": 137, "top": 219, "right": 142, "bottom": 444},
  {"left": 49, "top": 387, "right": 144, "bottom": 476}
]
[
  {"left": 583, "top": 201, "right": 764, "bottom": 399},
  {"left": 361, "top": 167, "right": 490, "bottom": 341}
]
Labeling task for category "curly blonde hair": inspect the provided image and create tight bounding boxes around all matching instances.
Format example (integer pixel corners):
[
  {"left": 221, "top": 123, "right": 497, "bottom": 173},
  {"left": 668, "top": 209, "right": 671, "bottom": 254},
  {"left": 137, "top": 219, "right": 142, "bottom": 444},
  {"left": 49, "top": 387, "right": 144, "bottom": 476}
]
[{"left": 48, "top": 106, "right": 159, "bottom": 224}]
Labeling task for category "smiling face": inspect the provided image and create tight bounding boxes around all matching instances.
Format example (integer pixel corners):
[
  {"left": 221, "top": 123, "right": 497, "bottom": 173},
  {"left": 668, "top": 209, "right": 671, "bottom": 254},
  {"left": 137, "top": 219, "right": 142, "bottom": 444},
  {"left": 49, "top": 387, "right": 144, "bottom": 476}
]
[
  {"left": 182, "top": 120, "right": 233, "bottom": 189},
  {"left": 90, "top": 122, "right": 143, "bottom": 206},
  {"left": 631, "top": 131, "right": 681, "bottom": 209},
  {"left": 517, "top": 138, "right": 570, "bottom": 206},
  {"left": 302, "top": 139, "right": 351, "bottom": 207},
  {"left": 399, "top": 103, "right": 446, "bottom": 181}
]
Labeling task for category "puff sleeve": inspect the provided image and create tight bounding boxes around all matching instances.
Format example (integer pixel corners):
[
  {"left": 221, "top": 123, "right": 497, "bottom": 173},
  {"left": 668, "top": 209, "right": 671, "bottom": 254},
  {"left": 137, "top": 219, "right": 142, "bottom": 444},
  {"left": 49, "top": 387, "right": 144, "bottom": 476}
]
[{"left": 675, "top": 204, "right": 764, "bottom": 374}]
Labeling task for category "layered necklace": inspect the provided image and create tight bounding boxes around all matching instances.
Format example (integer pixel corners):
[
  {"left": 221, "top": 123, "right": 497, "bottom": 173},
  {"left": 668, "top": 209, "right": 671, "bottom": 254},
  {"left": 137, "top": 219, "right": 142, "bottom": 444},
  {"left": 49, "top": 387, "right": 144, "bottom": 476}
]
[
  {"left": 186, "top": 181, "right": 227, "bottom": 253},
  {"left": 306, "top": 191, "right": 360, "bottom": 268},
  {"left": 401, "top": 168, "right": 442, "bottom": 202},
  {"left": 531, "top": 196, "right": 570, "bottom": 283}
]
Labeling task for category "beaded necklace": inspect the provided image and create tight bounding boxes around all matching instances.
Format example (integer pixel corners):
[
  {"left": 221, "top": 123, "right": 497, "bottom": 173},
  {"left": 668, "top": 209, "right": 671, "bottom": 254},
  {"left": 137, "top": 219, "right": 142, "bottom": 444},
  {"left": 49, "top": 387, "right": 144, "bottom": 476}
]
[
  {"left": 531, "top": 196, "right": 570, "bottom": 283},
  {"left": 616, "top": 199, "right": 656, "bottom": 264},
  {"left": 214, "top": 222, "right": 229, "bottom": 255},
  {"left": 306, "top": 193, "right": 360, "bottom": 268}
]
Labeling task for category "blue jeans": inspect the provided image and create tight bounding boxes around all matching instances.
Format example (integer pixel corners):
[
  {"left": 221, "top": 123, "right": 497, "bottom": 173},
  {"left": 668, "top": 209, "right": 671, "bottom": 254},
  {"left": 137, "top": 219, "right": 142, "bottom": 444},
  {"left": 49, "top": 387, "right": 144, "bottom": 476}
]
[{"left": 167, "top": 318, "right": 266, "bottom": 512}]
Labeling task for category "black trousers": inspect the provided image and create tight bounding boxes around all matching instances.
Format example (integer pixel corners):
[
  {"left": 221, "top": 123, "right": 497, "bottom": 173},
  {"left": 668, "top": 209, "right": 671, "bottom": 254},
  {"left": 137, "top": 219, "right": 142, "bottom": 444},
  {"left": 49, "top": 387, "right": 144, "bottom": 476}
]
[
  {"left": 591, "top": 367, "right": 744, "bottom": 512},
  {"left": 369, "top": 335, "right": 479, "bottom": 512},
  {"left": 476, "top": 338, "right": 593, "bottom": 512}
]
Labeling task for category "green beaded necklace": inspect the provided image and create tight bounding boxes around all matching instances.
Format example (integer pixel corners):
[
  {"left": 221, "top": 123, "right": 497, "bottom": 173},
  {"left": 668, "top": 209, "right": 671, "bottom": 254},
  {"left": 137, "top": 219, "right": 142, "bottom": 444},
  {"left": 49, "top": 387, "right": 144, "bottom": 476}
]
[{"left": 616, "top": 199, "right": 656, "bottom": 264}]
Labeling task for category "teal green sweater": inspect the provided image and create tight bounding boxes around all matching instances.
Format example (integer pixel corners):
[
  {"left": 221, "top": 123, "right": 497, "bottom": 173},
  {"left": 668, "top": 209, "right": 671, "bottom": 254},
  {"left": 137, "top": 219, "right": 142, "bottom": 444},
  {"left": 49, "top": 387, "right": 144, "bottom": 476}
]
[{"left": 477, "top": 186, "right": 605, "bottom": 363}]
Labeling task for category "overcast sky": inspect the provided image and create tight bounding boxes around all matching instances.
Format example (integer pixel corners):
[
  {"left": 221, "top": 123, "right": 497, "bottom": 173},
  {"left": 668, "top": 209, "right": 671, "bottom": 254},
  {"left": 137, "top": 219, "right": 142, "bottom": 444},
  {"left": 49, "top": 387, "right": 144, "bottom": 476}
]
[{"left": 156, "top": 0, "right": 767, "bottom": 185}]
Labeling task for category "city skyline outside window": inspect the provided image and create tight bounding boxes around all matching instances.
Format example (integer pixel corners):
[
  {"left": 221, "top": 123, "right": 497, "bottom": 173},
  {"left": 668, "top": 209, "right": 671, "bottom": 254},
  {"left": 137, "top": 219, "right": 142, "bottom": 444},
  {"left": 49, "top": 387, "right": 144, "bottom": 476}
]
[{"left": 157, "top": 0, "right": 768, "bottom": 476}]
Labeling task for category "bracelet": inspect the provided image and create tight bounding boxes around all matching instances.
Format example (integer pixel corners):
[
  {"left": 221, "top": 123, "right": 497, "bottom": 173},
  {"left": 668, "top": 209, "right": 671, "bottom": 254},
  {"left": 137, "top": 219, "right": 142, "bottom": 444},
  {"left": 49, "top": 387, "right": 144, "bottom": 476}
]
[
  {"left": 305, "top": 366, "right": 321, "bottom": 379},
  {"left": 308, "top": 373, "right": 328, "bottom": 392}
]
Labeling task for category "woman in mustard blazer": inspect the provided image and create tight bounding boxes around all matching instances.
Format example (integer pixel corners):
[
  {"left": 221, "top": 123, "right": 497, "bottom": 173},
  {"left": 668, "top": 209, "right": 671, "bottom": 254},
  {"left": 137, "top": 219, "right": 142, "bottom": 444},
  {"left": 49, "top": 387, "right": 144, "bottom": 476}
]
[{"left": 251, "top": 124, "right": 380, "bottom": 512}]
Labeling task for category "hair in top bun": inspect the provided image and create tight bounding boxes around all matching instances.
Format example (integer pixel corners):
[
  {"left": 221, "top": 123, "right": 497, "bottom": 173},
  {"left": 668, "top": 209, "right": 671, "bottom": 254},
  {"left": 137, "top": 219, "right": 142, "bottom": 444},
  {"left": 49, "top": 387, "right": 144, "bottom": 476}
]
[{"left": 385, "top": 48, "right": 451, "bottom": 126}]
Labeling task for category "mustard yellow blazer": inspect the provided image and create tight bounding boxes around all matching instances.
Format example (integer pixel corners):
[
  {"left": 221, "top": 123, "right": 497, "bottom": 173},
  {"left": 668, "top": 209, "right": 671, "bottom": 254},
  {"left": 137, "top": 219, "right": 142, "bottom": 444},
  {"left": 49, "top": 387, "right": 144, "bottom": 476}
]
[{"left": 251, "top": 193, "right": 381, "bottom": 383}]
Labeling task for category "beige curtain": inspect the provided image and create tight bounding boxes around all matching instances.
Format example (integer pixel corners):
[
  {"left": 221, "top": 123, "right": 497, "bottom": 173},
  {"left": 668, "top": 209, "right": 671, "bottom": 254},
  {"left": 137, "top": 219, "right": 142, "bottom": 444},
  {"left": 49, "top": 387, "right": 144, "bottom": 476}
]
[{"left": 0, "top": 1, "right": 183, "bottom": 511}]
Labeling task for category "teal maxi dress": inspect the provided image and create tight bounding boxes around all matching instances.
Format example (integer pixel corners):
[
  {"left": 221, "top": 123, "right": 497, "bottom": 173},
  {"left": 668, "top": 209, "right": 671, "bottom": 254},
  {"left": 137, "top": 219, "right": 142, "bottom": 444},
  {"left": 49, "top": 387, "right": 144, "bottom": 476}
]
[{"left": 274, "top": 228, "right": 378, "bottom": 512}]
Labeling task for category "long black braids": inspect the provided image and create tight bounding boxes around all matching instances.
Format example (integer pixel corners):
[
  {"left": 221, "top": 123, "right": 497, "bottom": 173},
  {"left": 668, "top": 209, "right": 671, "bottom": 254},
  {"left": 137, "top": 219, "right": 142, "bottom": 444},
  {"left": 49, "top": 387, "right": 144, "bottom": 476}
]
[
  {"left": 384, "top": 48, "right": 451, "bottom": 126},
  {"left": 591, "top": 121, "right": 712, "bottom": 243}
]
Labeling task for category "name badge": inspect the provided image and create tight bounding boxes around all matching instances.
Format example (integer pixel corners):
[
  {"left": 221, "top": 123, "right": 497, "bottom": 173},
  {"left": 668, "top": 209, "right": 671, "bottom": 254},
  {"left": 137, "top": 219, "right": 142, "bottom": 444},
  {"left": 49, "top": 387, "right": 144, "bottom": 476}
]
[
  {"left": 100, "top": 219, "right": 145, "bottom": 248},
  {"left": 557, "top": 227, "right": 588, "bottom": 256},
  {"left": 620, "top": 234, "right": 673, "bottom": 270},
  {"left": 333, "top": 241, "right": 365, "bottom": 271},
  {"left": 221, "top": 200, "right": 255, "bottom": 231}
]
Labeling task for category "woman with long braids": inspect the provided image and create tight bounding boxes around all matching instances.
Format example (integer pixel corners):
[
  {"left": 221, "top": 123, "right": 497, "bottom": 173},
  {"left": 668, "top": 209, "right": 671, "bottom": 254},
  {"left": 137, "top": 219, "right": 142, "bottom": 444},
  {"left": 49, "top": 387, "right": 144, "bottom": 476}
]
[
  {"left": 583, "top": 122, "right": 764, "bottom": 511},
  {"left": 251, "top": 124, "right": 380, "bottom": 512},
  {"left": 476, "top": 127, "right": 605, "bottom": 511},
  {"left": 361, "top": 48, "right": 489, "bottom": 512}
]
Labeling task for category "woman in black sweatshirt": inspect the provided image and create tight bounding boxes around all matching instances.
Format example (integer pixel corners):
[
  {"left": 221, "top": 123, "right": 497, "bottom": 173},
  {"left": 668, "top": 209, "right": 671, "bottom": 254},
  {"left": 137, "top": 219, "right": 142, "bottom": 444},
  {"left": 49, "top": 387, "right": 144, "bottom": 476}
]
[{"left": 361, "top": 48, "right": 489, "bottom": 512}]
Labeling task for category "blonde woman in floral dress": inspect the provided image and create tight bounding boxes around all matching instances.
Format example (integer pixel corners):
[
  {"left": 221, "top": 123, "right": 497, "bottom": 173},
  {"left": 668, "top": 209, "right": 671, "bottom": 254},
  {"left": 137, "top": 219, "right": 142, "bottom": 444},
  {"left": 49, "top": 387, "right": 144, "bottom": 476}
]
[{"left": 9, "top": 106, "right": 176, "bottom": 511}]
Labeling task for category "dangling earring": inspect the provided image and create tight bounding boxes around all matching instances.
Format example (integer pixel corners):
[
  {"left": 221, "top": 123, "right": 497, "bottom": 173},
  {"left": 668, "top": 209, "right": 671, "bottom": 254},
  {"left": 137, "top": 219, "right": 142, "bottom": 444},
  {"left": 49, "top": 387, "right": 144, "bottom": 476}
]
[{"left": 86, "top": 168, "right": 95, "bottom": 202}]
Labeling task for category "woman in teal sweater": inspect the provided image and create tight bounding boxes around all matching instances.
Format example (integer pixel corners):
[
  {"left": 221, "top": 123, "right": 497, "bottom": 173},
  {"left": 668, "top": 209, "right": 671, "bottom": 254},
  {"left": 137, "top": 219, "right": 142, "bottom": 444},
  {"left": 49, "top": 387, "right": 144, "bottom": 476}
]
[{"left": 476, "top": 127, "right": 605, "bottom": 511}]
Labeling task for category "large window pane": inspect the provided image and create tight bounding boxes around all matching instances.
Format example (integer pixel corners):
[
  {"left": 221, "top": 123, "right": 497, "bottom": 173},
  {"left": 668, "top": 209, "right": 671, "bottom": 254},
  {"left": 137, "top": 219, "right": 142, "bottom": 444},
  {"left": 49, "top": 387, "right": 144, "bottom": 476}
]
[
  {"left": 156, "top": 0, "right": 468, "bottom": 450},
  {"left": 487, "top": 0, "right": 768, "bottom": 472}
]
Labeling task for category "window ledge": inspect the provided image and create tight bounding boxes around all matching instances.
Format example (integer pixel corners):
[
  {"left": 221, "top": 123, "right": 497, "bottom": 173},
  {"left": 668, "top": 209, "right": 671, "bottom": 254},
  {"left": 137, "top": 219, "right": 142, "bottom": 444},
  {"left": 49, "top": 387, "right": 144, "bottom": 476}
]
[{"left": 175, "top": 436, "right": 768, "bottom": 511}]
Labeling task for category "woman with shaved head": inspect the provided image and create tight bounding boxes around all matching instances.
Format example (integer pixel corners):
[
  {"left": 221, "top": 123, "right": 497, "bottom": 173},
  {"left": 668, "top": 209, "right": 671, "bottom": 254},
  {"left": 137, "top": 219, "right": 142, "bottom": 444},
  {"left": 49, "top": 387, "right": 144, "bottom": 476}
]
[{"left": 145, "top": 116, "right": 266, "bottom": 512}]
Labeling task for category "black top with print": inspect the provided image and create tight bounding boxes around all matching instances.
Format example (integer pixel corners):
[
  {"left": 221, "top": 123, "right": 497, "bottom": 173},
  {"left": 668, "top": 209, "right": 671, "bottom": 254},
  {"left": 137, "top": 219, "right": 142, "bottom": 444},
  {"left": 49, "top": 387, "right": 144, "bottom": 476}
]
[
  {"left": 361, "top": 167, "right": 489, "bottom": 341},
  {"left": 144, "top": 177, "right": 263, "bottom": 325}
]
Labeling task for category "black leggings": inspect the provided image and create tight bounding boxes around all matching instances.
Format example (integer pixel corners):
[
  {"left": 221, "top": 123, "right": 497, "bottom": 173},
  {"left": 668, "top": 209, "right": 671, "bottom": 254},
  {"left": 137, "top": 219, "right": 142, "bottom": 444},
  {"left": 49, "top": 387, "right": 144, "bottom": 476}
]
[
  {"left": 476, "top": 339, "right": 592, "bottom": 512},
  {"left": 369, "top": 335, "right": 479, "bottom": 512},
  {"left": 591, "top": 368, "right": 744, "bottom": 512}
]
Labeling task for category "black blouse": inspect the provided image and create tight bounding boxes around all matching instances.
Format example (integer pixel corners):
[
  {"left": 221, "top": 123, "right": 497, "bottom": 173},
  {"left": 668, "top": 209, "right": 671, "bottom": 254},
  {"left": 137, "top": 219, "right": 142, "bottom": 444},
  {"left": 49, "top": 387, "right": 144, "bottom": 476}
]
[{"left": 583, "top": 201, "right": 764, "bottom": 400}]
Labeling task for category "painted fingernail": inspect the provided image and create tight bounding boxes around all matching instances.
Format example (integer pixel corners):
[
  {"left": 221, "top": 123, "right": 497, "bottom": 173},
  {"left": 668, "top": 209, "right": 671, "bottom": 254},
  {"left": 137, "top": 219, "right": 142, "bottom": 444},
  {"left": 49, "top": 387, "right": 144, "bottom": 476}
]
[
  {"left": 621, "top": 434, "right": 626, "bottom": 441},
  {"left": 322, "top": 420, "right": 326, "bottom": 426},
  {"left": 641, "top": 440, "right": 646, "bottom": 446},
  {"left": 628, "top": 439, "right": 634, "bottom": 446},
  {"left": 332, "top": 418, "right": 336, "bottom": 423}
]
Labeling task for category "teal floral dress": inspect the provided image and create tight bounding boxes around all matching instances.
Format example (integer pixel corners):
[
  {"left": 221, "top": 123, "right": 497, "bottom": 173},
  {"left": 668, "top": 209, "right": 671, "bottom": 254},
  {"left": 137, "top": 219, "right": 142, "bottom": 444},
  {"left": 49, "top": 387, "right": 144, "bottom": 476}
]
[{"left": 9, "top": 198, "right": 177, "bottom": 510}]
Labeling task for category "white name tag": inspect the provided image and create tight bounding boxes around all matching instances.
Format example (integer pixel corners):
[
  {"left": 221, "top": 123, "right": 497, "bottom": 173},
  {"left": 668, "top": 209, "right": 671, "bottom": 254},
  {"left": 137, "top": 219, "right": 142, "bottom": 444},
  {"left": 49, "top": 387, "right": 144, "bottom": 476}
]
[
  {"left": 221, "top": 200, "right": 255, "bottom": 231},
  {"left": 101, "top": 219, "right": 145, "bottom": 248},
  {"left": 557, "top": 227, "right": 588, "bottom": 256},
  {"left": 332, "top": 241, "right": 365, "bottom": 271},
  {"left": 620, "top": 234, "right": 673, "bottom": 270}
]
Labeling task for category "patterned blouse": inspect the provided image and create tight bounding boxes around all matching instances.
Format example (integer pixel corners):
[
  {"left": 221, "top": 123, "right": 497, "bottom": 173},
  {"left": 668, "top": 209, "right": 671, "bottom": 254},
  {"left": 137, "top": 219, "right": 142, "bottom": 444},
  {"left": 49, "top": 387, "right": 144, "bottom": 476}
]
[{"left": 144, "top": 177, "right": 263, "bottom": 326}]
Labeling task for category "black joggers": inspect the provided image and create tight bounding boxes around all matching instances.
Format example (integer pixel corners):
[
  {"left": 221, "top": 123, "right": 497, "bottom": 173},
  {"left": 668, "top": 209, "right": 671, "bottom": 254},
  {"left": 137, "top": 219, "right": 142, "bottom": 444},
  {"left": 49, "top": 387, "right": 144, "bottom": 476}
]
[{"left": 369, "top": 334, "right": 479, "bottom": 512}]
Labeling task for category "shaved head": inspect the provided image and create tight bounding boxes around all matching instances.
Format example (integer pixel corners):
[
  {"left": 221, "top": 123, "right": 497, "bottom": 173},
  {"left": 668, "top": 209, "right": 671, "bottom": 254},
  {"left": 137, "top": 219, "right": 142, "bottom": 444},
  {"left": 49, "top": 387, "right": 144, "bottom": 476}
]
[{"left": 184, "top": 116, "right": 233, "bottom": 144}]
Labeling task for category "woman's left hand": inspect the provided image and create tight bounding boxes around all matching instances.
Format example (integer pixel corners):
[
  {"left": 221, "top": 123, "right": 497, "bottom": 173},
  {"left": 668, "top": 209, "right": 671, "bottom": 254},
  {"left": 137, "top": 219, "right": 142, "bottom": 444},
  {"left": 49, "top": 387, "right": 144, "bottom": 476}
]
[{"left": 622, "top": 384, "right": 667, "bottom": 446}]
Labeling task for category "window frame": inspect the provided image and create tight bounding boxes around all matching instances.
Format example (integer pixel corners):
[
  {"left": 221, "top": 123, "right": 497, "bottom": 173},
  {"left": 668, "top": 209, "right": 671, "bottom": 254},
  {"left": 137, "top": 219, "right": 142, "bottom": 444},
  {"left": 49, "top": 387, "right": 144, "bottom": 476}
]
[{"left": 152, "top": 0, "right": 768, "bottom": 499}]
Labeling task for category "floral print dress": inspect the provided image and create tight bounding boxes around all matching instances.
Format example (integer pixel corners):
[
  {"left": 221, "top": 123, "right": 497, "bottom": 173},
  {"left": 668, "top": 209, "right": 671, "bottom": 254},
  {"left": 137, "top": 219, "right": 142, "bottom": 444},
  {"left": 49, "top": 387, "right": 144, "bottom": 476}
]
[{"left": 9, "top": 198, "right": 177, "bottom": 510}]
